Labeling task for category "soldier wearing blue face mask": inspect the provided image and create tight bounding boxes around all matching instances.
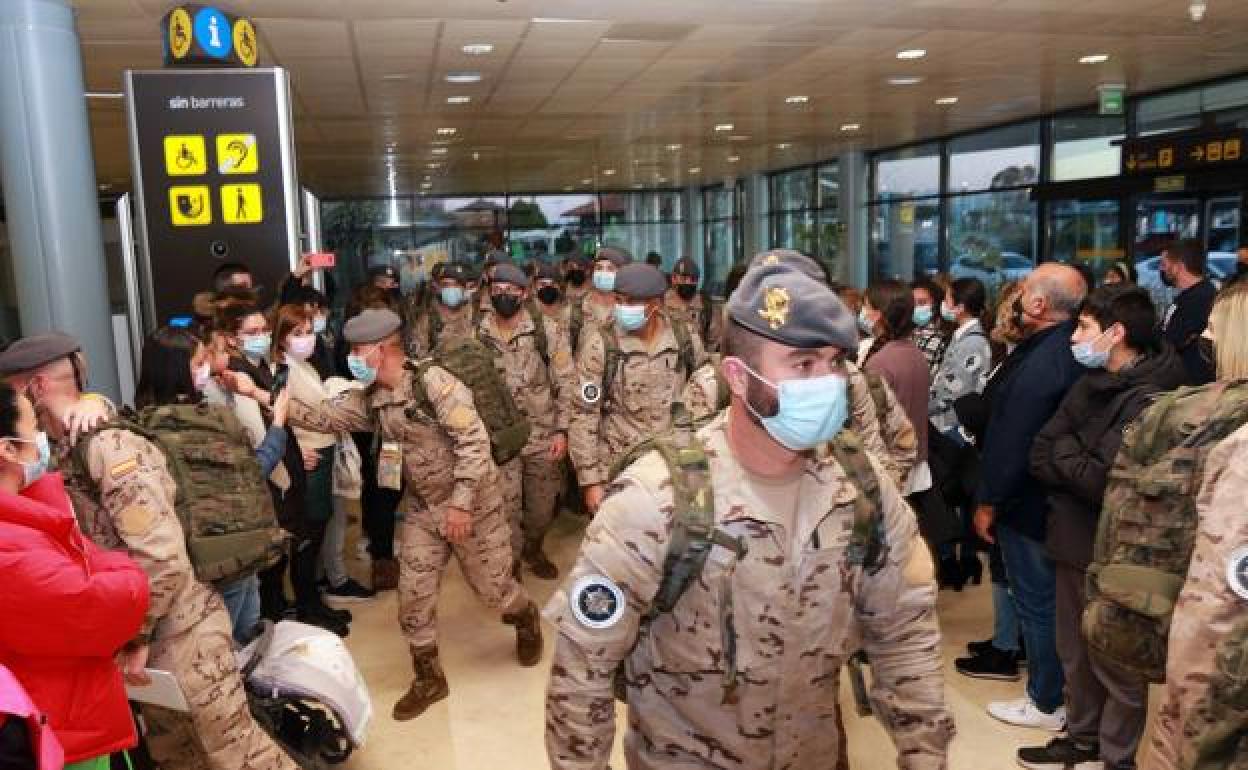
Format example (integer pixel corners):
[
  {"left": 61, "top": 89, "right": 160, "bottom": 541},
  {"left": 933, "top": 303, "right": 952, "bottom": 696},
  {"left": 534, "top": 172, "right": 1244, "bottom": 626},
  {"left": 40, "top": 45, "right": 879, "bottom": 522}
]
[
  {"left": 565, "top": 247, "right": 631, "bottom": 356},
  {"left": 406, "top": 262, "right": 478, "bottom": 358}
]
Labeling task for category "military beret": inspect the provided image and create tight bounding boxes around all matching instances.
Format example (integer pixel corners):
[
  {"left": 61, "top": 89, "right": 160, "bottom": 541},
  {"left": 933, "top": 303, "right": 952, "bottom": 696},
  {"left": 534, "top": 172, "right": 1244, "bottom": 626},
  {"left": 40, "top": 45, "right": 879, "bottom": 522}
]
[
  {"left": 615, "top": 264, "right": 667, "bottom": 300},
  {"left": 534, "top": 262, "right": 561, "bottom": 282},
  {"left": 747, "top": 249, "right": 827, "bottom": 285},
  {"left": 492, "top": 263, "right": 529, "bottom": 288},
  {"left": 367, "top": 264, "right": 398, "bottom": 280},
  {"left": 483, "top": 249, "right": 511, "bottom": 268},
  {"left": 728, "top": 264, "right": 858, "bottom": 351},
  {"left": 0, "top": 332, "right": 82, "bottom": 377},
  {"left": 672, "top": 257, "right": 701, "bottom": 280},
  {"left": 438, "top": 263, "right": 470, "bottom": 284},
  {"left": 565, "top": 254, "right": 591, "bottom": 269},
  {"left": 343, "top": 308, "right": 402, "bottom": 344},
  {"left": 430, "top": 262, "right": 447, "bottom": 281},
  {"left": 594, "top": 247, "right": 632, "bottom": 269}
]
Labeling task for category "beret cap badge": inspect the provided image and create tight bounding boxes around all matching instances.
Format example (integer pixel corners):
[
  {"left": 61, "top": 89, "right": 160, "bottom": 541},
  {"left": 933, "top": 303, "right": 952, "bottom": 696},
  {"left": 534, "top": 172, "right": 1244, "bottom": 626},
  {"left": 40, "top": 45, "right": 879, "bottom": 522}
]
[{"left": 758, "top": 286, "right": 791, "bottom": 330}]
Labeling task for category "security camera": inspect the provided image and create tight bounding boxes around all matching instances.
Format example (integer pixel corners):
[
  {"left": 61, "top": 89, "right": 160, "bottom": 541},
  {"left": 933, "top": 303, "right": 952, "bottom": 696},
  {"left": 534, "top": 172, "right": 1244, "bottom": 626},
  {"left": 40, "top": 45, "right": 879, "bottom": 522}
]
[{"left": 1190, "top": 0, "right": 1207, "bottom": 22}]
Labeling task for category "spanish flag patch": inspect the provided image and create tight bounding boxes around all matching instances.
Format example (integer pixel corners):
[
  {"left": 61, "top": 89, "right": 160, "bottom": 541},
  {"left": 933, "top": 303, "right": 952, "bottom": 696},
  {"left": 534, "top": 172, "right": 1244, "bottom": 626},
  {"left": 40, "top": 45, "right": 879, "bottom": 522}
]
[{"left": 110, "top": 457, "right": 139, "bottom": 481}]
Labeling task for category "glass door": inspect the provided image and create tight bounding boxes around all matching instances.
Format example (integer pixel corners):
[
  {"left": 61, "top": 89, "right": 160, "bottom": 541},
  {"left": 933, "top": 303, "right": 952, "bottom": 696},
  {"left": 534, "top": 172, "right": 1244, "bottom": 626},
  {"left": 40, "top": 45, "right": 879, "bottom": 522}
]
[
  {"left": 1047, "top": 199, "right": 1122, "bottom": 284},
  {"left": 1206, "top": 195, "right": 1241, "bottom": 281},
  {"left": 1133, "top": 195, "right": 1199, "bottom": 306}
]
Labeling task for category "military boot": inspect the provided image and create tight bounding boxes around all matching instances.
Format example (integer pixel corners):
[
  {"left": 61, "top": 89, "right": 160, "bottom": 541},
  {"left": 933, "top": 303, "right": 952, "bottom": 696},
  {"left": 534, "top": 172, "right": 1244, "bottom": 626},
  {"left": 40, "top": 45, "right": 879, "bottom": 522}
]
[
  {"left": 502, "top": 601, "right": 543, "bottom": 667},
  {"left": 522, "top": 536, "right": 559, "bottom": 580},
  {"left": 372, "top": 557, "right": 399, "bottom": 592},
  {"left": 392, "top": 645, "right": 449, "bottom": 721}
]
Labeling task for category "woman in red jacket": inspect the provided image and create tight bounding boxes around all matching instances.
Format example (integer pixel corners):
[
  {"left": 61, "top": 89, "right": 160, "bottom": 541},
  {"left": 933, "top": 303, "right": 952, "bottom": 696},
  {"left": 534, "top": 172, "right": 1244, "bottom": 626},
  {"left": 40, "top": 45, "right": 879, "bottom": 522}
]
[{"left": 0, "top": 382, "right": 150, "bottom": 770}]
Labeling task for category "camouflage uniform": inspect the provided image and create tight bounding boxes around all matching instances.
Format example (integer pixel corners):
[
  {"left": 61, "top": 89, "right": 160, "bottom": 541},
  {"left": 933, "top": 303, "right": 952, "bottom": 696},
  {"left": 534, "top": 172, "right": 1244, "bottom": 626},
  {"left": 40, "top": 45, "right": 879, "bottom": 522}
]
[
  {"left": 663, "top": 289, "right": 721, "bottom": 351},
  {"left": 61, "top": 430, "right": 296, "bottom": 770},
  {"left": 1141, "top": 422, "right": 1248, "bottom": 770},
  {"left": 576, "top": 291, "right": 617, "bottom": 332},
  {"left": 545, "top": 413, "right": 955, "bottom": 769},
  {"left": 682, "top": 359, "right": 916, "bottom": 489},
  {"left": 477, "top": 310, "right": 577, "bottom": 565},
  {"left": 405, "top": 301, "right": 477, "bottom": 359},
  {"left": 567, "top": 314, "right": 708, "bottom": 489},
  {"left": 289, "top": 364, "right": 530, "bottom": 647}
]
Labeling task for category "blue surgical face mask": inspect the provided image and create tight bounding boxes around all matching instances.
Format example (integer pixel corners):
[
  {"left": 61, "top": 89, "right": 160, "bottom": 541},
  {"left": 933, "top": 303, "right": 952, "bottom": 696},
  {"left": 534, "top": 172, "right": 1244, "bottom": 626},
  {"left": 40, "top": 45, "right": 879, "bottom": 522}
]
[
  {"left": 857, "top": 308, "right": 875, "bottom": 335},
  {"left": 1071, "top": 328, "right": 1113, "bottom": 369},
  {"left": 10, "top": 431, "right": 50, "bottom": 488},
  {"left": 941, "top": 303, "right": 958, "bottom": 323},
  {"left": 741, "top": 363, "right": 849, "bottom": 450},
  {"left": 347, "top": 349, "right": 379, "bottom": 385},
  {"left": 614, "top": 304, "right": 649, "bottom": 333},
  {"left": 440, "top": 286, "right": 466, "bottom": 308},
  {"left": 913, "top": 305, "right": 933, "bottom": 327},
  {"left": 593, "top": 270, "right": 616, "bottom": 293},
  {"left": 313, "top": 316, "right": 328, "bottom": 335},
  {"left": 241, "top": 333, "right": 271, "bottom": 359}
]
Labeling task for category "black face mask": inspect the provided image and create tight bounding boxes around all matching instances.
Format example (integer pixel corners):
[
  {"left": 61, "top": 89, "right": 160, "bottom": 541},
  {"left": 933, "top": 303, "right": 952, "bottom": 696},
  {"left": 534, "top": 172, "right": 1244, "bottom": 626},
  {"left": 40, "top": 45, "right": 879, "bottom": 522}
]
[
  {"left": 566, "top": 269, "right": 586, "bottom": 287},
  {"left": 491, "top": 294, "right": 523, "bottom": 319},
  {"left": 1160, "top": 267, "right": 1175, "bottom": 288},
  {"left": 675, "top": 284, "right": 698, "bottom": 301},
  {"left": 536, "top": 286, "right": 561, "bottom": 306}
]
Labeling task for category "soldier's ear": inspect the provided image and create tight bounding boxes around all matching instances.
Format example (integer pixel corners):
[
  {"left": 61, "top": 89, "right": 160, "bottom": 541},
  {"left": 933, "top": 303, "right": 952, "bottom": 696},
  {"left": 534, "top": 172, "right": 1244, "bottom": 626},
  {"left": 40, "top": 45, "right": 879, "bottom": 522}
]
[{"left": 720, "top": 356, "right": 751, "bottom": 399}]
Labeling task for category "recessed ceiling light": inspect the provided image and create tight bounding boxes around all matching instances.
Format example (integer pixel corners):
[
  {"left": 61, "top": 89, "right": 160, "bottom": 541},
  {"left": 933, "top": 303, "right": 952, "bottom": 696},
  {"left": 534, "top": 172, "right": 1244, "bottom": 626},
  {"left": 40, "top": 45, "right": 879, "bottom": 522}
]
[
  {"left": 688, "top": 166, "right": 701, "bottom": 174},
  {"left": 665, "top": 143, "right": 683, "bottom": 151},
  {"left": 381, "top": 73, "right": 410, "bottom": 81},
  {"left": 532, "top": 17, "right": 596, "bottom": 23},
  {"left": 632, "top": 183, "right": 644, "bottom": 189},
  {"left": 714, "top": 123, "right": 734, "bottom": 132},
  {"left": 436, "top": 127, "right": 457, "bottom": 136},
  {"left": 729, "top": 135, "right": 751, "bottom": 142},
  {"left": 656, "top": 177, "right": 668, "bottom": 183},
  {"left": 602, "top": 169, "right": 616, "bottom": 176},
  {"left": 936, "top": 96, "right": 959, "bottom": 105},
  {"left": 727, "top": 155, "right": 741, "bottom": 163},
  {"left": 785, "top": 95, "right": 809, "bottom": 104},
  {"left": 1079, "top": 53, "right": 1110, "bottom": 64},
  {"left": 840, "top": 123, "right": 861, "bottom": 132},
  {"left": 446, "top": 96, "right": 472, "bottom": 104},
  {"left": 461, "top": 43, "right": 494, "bottom": 55},
  {"left": 563, "top": 185, "right": 574, "bottom": 191},
  {"left": 445, "top": 71, "right": 482, "bottom": 84},
  {"left": 581, "top": 178, "right": 593, "bottom": 185},
  {"left": 431, "top": 147, "right": 448, "bottom": 155},
  {"left": 887, "top": 76, "right": 924, "bottom": 86},
  {"left": 896, "top": 49, "right": 927, "bottom": 60},
  {"left": 472, "top": 151, "right": 480, "bottom": 161},
  {"left": 776, "top": 142, "right": 792, "bottom": 150},
  {"left": 426, "top": 163, "right": 441, "bottom": 169}
]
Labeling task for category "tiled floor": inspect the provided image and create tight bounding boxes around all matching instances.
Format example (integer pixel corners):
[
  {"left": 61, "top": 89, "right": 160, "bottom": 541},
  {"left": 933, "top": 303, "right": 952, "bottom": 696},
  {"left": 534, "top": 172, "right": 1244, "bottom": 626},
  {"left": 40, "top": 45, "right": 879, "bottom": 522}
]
[{"left": 335, "top": 512, "right": 1159, "bottom": 769}]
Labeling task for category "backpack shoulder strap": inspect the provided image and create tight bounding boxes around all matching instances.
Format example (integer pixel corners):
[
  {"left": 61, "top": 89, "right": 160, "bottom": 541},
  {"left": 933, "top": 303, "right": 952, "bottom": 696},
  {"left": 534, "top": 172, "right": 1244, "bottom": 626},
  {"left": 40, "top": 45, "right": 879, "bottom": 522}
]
[
  {"left": 570, "top": 298, "right": 584, "bottom": 351},
  {"left": 526, "top": 302, "right": 551, "bottom": 366},
  {"left": 669, "top": 317, "right": 696, "bottom": 377},
  {"left": 600, "top": 323, "right": 622, "bottom": 405},
  {"left": 403, "top": 358, "right": 435, "bottom": 418},
  {"left": 829, "top": 430, "right": 888, "bottom": 573}
]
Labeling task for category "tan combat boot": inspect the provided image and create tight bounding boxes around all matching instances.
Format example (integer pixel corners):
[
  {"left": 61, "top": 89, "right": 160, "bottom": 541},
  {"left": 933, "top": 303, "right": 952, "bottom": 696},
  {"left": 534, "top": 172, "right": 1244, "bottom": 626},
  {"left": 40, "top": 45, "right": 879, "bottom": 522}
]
[
  {"left": 522, "top": 536, "right": 558, "bottom": 580},
  {"left": 392, "top": 645, "right": 449, "bottom": 721},
  {"left": 502, "top": 601, "right": 544, "bottom": 667}
]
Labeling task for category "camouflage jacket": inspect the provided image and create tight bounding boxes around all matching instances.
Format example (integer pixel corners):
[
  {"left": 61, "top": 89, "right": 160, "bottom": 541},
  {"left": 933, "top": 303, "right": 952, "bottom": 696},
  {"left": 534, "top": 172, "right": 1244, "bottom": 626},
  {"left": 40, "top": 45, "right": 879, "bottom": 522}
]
[
  {"left": 545, "top": 413, "right": 955, "bottom": 770},
  {"left": 405, "top": 302, "right": 477, "bottom": 359},
  {"left": 477, "top": 310, "right": 577, "bottom": 438}
]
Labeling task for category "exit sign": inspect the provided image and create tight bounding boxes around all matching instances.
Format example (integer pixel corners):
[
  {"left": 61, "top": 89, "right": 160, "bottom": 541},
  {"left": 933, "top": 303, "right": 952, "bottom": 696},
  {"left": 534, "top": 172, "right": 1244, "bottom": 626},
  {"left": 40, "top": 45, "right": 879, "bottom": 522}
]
[{"left": 1099, "top": 84, "right": 1125, "bottom": 116}]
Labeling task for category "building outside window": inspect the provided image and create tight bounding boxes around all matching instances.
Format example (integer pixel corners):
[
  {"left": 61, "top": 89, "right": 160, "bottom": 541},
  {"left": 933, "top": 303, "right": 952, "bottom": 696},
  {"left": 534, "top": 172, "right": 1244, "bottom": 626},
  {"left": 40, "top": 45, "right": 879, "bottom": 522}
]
[
  {"left": 767, "top": 161, "right": 843, "bottom": 282},
  {"left": 868, "top": 143, "right": 941, "bottom": 281},
  {"left": 702, "top": 185, "right": 741, "bottom": 298}
]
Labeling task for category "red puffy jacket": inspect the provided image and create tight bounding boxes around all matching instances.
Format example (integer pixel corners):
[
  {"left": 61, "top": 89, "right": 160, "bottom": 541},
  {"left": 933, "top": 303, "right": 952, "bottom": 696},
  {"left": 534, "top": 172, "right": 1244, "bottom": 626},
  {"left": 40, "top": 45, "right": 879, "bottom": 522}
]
[{"left": 0, "top": 473, "right": 150, "bottom": 763}]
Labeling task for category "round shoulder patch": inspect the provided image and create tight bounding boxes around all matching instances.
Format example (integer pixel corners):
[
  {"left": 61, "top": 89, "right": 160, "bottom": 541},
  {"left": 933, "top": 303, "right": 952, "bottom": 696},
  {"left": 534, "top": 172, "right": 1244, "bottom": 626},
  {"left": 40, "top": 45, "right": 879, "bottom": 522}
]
[
  {"left": 1227, "top": 546, "right": 1248, "bottom": 601},
  {"left": 570, "top": 574, "right": 625, "bottom": 629},
  {"left": 581, "top": 381, "right": 602, "bottom": 404}
]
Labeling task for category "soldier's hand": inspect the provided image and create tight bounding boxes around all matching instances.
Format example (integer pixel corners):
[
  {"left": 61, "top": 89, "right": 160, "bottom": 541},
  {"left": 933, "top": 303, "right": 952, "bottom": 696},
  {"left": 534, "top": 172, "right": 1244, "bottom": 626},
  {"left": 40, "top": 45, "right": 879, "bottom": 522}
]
[
  {"left": 117, "top": 642, "right": 151, "bottom": 686},
  {"left": 63, "top": 394, "right": 114, "bottom": 445},
  {"left": 583, "top": 484, "right": 605, "bottom": 514},
  {"left": 271, "top": 388, "right": 291, "bottom": 427},
  {"left": 974, "top": 504, "right": 996, "bottom": 544},
  {"left": 220, "top": 370, "right": 259, "bottom": 400},
  {"left": 549, "top": 432, "right": 568, "bottom": 461},
  {"left": 444, "top": 506, "right": 473, "bottom": 543},
  {"left": 302, "top": 447, "right": 321, "bottom": 471}
]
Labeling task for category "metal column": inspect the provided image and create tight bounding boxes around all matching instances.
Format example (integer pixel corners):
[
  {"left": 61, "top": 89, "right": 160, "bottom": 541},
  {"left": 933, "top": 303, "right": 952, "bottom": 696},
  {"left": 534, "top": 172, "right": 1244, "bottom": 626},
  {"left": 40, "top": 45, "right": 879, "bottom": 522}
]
[{"left": 0, "top": 0, "right": 121, "bottom": 400}]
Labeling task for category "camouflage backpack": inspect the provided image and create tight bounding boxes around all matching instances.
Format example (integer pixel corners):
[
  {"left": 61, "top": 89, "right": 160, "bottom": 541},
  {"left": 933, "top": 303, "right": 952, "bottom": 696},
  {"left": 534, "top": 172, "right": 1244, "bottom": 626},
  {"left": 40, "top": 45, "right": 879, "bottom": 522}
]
[
  {"left": 607, "top": 427, "right": 887, "bottom": 705},
  {"left": 596, "top": 317, "right": 698, "bottom": 407},
  {"left": 72, "top": 403, "right": 286, "bottom": 585},
  {"left": 405, "top": 336, "right": 531, "bottom": 466},
  {"left": 1084, "top": 381, "right": 1248, "bottom": 683}
]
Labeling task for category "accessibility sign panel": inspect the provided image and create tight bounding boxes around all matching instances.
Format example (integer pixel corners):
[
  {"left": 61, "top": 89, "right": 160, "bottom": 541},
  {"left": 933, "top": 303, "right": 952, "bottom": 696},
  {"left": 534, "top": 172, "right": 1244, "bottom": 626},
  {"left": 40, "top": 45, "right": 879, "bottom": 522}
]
[
  {"left": 169, "top": 186, "right": 213, "bottom": 225},
  {"left": 162, "top": 5, "right": 258, "bottom": 69},
  {"left": 221, "top": 184, "right": 263, "bottom": 224},
  {"left": 164, "top": 135, "right": 206, "bottom": 176},
  {"left": 216, "top": 133, "right": 258, "bottom": 174}
]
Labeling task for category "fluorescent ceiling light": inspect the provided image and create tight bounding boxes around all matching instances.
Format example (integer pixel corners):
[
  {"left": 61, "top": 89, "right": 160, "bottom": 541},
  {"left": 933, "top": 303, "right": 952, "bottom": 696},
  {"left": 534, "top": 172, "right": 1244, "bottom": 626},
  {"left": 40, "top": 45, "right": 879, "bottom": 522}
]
[
  {"left": 656, "top": 177, "right": 668, "bottom": 184},
  {"left": 563, "top": 185, "right": 574, "bottom": 191},
  {"left": 785, "top": 95, "right": 809, "bottom": 104},
  {"left": 887, "top": 76, "right": 924, "bottom": 85},
  {"left": 714, "top": 123, "right": 734, "bottom": 132},
  {"left": 1079, "top": 53, "right": 1110, "bottom": 64},
  {"left": 446, "top": 96, "right": 472, "bottom": 104},
  {"left": 936, "top": 96, "right": 959, "bottom": 105},
  {"left": 426, "top": 163, "right": 441, "bottom": 169},
  {"left": 775, "top": 142, "right": 792, "bottom": 150},
  {"left": 581, "top": 178, "right": 593, "bottom": 184},
  {"left": 602, "top": 169, "right": 616, "bottom": 176},
  {"left": 462, "top": 43, "right": 494, "bottom": 55},
  {"left": 380, "top": 73, "right": 410, "bottom": 81},
  {"left": 633, "top": 183, "right": 644, "bottom": 189},
  {"left": 840, "top": 123, "right": 861, "bottom": 131},
  {"left": 431, "top": 147, "right": 448, "bottom": 155},
  {"left": 436, "top": 127, "right": 457, "bottom": 136},
  {"left": 532, "top": 17, "right": 597, "bottom": 23},
  {"left": 729, "top": 135, "right": 751, "bottom": 142},
  {"left": 896, "top": 49, "right": 927, "bottom": 60},
  {"left": 445, "top": 71, "right": 482, "bottom": 84},
  {"left": 727, "top": 155, "right": 741, "bottom": 162},
  {"left": 666, "top": 143, "right": 683, "bottom": 151},
  {"left": 688, "top": 166, "right": 701, "bottom": 173}
]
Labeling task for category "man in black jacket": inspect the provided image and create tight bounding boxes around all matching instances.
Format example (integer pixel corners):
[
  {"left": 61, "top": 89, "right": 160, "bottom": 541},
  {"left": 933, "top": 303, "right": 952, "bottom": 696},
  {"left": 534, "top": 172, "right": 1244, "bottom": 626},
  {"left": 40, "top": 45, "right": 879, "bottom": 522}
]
[
  {"left": 1017, "top": 286, "right": 1187, "bottom": 770},
  {"left": 1159, "top": 238, "right": 1216, "bottom": 385},
  {"left": 970, "top": 263, "right": 1087, "bottom": 731}
]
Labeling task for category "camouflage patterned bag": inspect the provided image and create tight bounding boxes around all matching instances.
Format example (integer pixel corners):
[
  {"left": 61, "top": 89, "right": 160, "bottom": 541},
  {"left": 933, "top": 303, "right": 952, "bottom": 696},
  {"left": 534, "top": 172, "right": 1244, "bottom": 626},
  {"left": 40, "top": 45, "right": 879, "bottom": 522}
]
[
  {"left": 1084, "top": 381, "right": 1248, "bottom": 683},
  {"left": 73, "top": 402, "right": 286, "bottom": 585}
]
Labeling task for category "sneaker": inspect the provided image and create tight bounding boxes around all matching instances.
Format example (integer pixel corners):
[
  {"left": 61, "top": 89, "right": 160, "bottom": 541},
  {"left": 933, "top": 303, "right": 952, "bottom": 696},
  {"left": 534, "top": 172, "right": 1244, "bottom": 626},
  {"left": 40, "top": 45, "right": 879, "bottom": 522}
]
[
  {"left": 967, "top": 637, "right": 1026, "bottom": 661},
  {"left": 1017, "top": 737, "right": 1102, "bottom": 769},
  {"left": 955, "top": 647, "right": 1021, "bottom": 681},
  {"left": 988, "top": 697, "right": 1067, "bottom": 731},
  {"left": 325, "top": 578, "right": 376, "bottom": 605}
]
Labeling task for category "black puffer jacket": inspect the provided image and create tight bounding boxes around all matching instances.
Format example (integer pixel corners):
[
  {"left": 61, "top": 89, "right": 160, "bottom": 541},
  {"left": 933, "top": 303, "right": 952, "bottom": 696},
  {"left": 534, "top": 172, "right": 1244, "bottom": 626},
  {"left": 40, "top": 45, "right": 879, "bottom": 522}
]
[{"left": 1029, "top": 344, "right": 1188, "bottom": 568}]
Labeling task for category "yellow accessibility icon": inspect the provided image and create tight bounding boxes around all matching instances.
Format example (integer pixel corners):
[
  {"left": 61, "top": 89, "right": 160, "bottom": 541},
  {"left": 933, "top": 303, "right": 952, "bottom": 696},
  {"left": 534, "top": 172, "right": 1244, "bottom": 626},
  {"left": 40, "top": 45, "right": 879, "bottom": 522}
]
[
  {"left": 217, "top": 133, "right": 258, "bottom": 174},
  {"left": 168, "top": 8, "right": 192, "bottom": 61},
  {"left": 234, "top": 19, "right": 258, "bottom": 67},
  {"left": 221, "top": 184, "right": 263, "bottom": 224},
  {"left": 169, "top": 186, "right": 212, "bottom": 226},
  {"left": 164, "top": 135, "right": 206, "bottom": 176}
]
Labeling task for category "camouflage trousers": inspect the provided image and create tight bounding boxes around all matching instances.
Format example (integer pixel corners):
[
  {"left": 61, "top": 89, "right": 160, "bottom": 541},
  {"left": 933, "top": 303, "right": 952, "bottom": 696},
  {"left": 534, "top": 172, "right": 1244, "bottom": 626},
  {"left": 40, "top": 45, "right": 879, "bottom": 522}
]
[
  {"left": 396, "top": 495, "right": 529, "bottom": 648},
  {"left": 143, "top": 592, "right": 297, "bottom": 770},
  {"left": 500, "top": 432, "right": 564, "bottom": 563}
]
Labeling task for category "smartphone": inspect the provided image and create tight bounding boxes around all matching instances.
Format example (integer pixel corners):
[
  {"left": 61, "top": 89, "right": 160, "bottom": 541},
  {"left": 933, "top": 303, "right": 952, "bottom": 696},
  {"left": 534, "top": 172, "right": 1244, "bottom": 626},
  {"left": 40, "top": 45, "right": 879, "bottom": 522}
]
[
  {"left": 306, "top": 251, "right": 336, "bottom": 269},
  {"left": 271, "top": 364, "right": 289, "bottom": 401}
]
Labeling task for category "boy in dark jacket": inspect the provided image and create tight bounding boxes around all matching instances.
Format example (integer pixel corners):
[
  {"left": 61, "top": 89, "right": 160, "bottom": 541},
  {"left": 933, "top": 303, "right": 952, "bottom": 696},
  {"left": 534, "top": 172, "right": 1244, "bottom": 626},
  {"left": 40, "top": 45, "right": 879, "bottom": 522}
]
[{"left": 1018, "top": 286, "right": 1187, "bottom": 770}]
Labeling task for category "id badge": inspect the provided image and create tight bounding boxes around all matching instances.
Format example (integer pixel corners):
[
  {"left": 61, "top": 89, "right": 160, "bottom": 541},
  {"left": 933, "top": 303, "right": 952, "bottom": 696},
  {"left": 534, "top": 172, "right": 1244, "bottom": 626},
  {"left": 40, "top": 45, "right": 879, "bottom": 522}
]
[{"left": 378, "top": 441, "right": 403, "bottom": 490}]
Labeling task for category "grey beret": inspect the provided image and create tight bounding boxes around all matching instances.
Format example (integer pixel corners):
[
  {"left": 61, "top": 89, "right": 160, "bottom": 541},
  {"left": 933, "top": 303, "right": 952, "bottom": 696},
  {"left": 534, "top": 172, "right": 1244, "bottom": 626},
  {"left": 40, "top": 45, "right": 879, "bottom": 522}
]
[
  {"left": 343, "top": 308, "right": 402, "bottom": 344},
  {"left": 439, "top": 263, "right": 470, "bottom": 284},
  {"left": 615, "top": 263, "right": 667, "bottom": 300},
  {"left": 594, "top": 247, "right": 632, "bottom": 269},
  {"left": 0, "top": 332, "right": 81, "bottom": 377},
  {"left": 747, "top": 249, "right": 827, "bottom": 284},
  {"left": 483, "top": 250, "right": 511, "bottom": 268},
  {"left": 728, "top": 264, "right": 858, "bottom": 351},
  {"left": 492, "top": 263, "right": 529, "bottom": 288},
  {"left": 566, "top": 254, "right": 591, "bottom": 269},
  {"left": 534, "top": 262, "right": 561, "bottom": 282},
  {"left": 672, "top": 257, "right": 701, "bottom": 280}
]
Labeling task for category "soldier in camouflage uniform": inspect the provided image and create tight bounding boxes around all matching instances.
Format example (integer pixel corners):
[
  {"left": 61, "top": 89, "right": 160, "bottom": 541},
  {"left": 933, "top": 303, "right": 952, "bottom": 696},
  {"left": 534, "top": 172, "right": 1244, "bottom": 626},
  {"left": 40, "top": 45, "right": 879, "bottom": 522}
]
[
  {"left": 568, "top": 263, "right": 708, "bottom": 514},
  {"left": 477, "top": 264, "right": 577, "bottom": 578},
  {"left": 572, "top": 247, "right": 632, "bottom": 341},
  {"left": 238, "top": 308, "right": 543, "bottom": 722},
  {"left": 562, "top": 254, "right": 591, "bottom": 307},
  {"left": 0, "top": 334, "right": 297, "bottom": 770},
  {"left": 546, "top": 263, "right": 954, "bottom": 770},
  {"left": 533, "top": 261, "right": 572, "bottom": 330},
  {"left": 664, "top": 257, "right": 720, "bottom": 350},
  {"left": 406, "top": 262, "right": 478, "bottom": 358},
  {"left": 1141, "top": 421, "right": 1248, "bottom": 770}
]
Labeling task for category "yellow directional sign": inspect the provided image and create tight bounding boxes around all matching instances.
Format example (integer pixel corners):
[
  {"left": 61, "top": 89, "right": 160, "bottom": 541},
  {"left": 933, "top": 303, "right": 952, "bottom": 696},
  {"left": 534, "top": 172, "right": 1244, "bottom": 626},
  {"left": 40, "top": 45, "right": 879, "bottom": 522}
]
[
  {"left": 164, "top": 135, "right": 206, "bottom": 176},
  {"left": 221, "top": 184, "right": 263, "bottom": 224},
  {"left": 234, "top": 19, "right": 258, "bottom": 67},
  {"left": 216, "top": 133, "right": 259, "bottom": 174},
  {"left": 168, "top": 8, "right": 192, "bottom": 61},
  {"left": 168, "top": 186, "right": 212, "bottom": 226}
]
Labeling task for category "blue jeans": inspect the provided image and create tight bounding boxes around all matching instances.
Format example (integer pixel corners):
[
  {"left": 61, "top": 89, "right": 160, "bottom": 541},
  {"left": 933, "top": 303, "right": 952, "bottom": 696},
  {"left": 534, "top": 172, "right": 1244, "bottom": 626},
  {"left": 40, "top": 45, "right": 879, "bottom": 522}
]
[
  {"left": 997, "top": 523, "right": 1065, "bottom": 712},
  {"left": 992, "top": 580, "right": 1021, "bottom": 653},
  {"left": 219, "top": 574, "right": 261, "bottom": 645}
]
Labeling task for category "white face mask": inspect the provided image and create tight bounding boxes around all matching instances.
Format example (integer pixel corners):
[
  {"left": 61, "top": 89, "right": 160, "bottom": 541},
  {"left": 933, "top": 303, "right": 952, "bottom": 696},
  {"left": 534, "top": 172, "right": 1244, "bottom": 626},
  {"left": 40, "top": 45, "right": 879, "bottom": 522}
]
[
  {"left": 192, "top": 361, "right": 213, "bottom": 392},
  {"left": 286, "top": 334, "right": 317, "bottom": 361}
]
